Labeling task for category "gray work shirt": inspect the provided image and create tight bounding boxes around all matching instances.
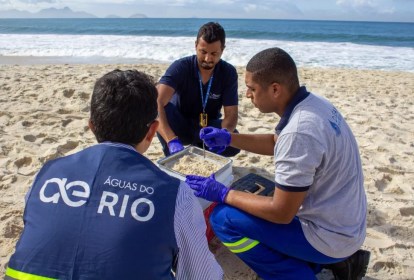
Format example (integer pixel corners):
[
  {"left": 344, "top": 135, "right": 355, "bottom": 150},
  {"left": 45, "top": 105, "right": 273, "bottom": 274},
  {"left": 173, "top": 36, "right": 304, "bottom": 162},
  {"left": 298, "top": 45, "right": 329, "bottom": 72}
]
[{"left": 275, "top": 93, "right": 367, "bottom": 258}]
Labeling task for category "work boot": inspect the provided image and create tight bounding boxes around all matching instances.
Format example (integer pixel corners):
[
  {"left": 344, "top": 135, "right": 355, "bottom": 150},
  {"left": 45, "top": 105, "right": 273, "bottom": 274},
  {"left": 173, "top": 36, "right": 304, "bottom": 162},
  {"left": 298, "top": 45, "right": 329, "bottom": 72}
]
[{"left": 327, "top": 249, "right": 370, "bottom": 280}]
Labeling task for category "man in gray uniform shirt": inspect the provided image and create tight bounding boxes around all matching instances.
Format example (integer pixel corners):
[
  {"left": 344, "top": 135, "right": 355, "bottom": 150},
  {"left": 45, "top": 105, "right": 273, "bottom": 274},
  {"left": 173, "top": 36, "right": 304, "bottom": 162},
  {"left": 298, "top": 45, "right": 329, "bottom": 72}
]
[{"left": 185, "top": 48, "right": 371, "bottom": 280}]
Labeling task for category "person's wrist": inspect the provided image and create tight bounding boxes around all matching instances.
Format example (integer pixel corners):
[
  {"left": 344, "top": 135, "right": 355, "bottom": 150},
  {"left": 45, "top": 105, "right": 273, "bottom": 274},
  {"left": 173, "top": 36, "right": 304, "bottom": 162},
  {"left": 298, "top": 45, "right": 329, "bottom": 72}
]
[
  {"left": 168, "top": 137, "right": 183, "bottom": 154},
  {"left": 167, "top": 136, "right": 178, "bottom": 143},
  {"left": 221, "top": 187, "right": 231, "bottom": 203}
]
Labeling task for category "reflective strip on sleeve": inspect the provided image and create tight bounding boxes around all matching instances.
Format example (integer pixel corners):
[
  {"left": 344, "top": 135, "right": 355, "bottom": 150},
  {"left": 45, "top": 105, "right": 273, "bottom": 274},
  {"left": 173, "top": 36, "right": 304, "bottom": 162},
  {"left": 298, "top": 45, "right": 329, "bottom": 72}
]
[
  {"left": 5, "top": 267, "right": 57, "bottom": 280},
  {"left": 222, "top": 237, "right": 259, "bottom": 253}
]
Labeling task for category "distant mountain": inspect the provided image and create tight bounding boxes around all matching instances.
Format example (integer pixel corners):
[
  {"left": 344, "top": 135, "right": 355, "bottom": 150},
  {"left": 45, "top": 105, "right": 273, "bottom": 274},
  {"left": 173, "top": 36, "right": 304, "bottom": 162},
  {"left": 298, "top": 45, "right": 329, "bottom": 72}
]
[
  {"left": 0, "top": 7, "right": 97, "bottom": 18},
  {"left": 129, "top": 13, "right": 147, "bottom": 18}
]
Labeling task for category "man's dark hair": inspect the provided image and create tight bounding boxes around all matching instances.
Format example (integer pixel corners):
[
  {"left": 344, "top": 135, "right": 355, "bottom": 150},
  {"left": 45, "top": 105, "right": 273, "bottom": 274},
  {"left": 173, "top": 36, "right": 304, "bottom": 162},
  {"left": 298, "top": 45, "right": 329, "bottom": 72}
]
[
  {"left": 246, "top": 47, "right": 300, "bottom": 93},
  {"left": 196, "top": 22, "right": 226, "bottom": 49},
  {"left": 90, "top": 69, "right": 158, "bottom": 145}
]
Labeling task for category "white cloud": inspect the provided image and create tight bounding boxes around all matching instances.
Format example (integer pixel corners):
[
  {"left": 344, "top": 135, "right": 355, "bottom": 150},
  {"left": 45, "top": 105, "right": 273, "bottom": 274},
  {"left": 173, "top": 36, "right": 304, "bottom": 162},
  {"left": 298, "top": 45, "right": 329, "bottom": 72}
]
[
  {"left": 235, "top": 0, "right": 302, "bottom": 16},
  {"left": 0, "top": 0, "right": 410, "bottom": 21},
  {"left": 0, "top": 0, "right": 57, "bottom": 11},
  {"left": 168, "top": 0, "right": 197, "bottom": 6},
  {"left": 336, "top": 0, "right": 376, "bottom": 8},
  {"left": 23, "top": 0, "right": 56, "bottom": 2},
  {"left": 336, "top": 0, "right": 396, "bottom": 15},
  {"left": 243, "top": 4, "right": 257, "bottom": 13}
]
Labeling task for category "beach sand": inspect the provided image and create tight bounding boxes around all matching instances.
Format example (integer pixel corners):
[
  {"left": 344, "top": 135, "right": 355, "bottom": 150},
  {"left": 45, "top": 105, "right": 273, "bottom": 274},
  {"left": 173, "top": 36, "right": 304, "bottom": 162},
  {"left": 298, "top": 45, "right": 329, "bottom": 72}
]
[{"left": 1, "top": 63, "right": 413, "bottom": 279}]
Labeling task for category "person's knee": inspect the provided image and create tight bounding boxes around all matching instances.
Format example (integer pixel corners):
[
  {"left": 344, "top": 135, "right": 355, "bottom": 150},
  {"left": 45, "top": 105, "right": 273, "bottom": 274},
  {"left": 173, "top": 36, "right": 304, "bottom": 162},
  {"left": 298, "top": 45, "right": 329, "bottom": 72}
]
[{"left": 209, "top": 204, "right": 228, "bottom": 232}]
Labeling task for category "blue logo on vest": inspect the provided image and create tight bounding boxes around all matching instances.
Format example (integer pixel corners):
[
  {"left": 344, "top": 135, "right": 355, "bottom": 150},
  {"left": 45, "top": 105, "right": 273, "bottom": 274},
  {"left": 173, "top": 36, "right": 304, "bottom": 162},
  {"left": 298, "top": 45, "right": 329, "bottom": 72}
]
[{"left": 39, "top": 177, "right": 155, "bottom": 222}]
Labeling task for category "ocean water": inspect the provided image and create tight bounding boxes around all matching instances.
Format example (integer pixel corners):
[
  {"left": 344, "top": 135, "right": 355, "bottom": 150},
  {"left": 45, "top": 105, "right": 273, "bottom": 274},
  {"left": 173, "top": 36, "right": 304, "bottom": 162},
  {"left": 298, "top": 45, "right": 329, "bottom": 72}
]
[{"left": 0, "top": 18, "right": 413, "bottom": 72}]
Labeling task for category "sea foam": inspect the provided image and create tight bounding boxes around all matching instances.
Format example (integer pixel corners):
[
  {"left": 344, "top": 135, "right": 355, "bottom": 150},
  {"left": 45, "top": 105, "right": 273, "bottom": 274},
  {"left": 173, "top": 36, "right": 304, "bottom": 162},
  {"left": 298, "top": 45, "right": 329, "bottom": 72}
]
[{"left": 0, "top": 34, "right": 413, "bottom": 72}]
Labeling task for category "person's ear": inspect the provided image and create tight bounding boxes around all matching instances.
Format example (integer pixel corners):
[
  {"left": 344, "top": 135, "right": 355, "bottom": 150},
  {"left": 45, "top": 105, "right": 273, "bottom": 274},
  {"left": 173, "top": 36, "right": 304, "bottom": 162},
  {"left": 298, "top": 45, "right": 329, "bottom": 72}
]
[
  {"left": 271, "top": 82, "right": 280, "bottom": 95},
  {"left": 145, "top": 120, "right": 159, "bottom": 142},
  {"left": 88, "top": 119, "right": 95, "bottom": 133}
]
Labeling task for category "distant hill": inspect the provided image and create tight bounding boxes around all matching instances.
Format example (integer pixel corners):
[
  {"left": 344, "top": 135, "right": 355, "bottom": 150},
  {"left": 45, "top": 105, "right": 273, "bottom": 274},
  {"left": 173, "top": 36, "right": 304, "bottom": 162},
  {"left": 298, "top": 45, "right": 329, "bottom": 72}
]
[
  {"left": 0, "top": 7, "right": 97, "bottom": 18},
  {"left": 129, "top": 13, "right": 147, "bottom": 18}
]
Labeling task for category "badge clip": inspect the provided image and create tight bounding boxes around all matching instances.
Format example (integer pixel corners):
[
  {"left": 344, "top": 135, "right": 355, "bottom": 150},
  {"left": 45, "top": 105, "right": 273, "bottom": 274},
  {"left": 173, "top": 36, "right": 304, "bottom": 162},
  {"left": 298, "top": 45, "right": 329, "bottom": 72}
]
[{"left": 200, "top": 113, "right": 208, "bottom": 127}]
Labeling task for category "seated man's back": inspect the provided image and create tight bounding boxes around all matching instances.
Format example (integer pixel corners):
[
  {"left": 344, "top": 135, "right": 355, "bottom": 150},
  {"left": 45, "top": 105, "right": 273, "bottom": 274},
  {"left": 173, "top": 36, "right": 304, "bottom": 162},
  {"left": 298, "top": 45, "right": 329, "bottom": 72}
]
[{"left": 5, "top": 69, "right": 223, "bottom": 280}]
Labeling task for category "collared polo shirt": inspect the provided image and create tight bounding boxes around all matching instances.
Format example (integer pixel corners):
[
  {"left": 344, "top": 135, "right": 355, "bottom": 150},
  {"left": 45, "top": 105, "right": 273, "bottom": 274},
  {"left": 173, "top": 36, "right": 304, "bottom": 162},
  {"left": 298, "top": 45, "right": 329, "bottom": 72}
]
[{"left": 159, "top": 55, "right": 238, "bottom": 120}]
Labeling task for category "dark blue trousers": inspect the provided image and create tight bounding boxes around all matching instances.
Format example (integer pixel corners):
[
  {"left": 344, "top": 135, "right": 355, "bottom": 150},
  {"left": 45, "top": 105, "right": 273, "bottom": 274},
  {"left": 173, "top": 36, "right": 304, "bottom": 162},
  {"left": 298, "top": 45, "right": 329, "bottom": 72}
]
[
  {"left": 210, "top": 204, "right": 346, "bottom": 280},
  {"left": 157, "top": 102, "right": 240, "bottom": 157}
]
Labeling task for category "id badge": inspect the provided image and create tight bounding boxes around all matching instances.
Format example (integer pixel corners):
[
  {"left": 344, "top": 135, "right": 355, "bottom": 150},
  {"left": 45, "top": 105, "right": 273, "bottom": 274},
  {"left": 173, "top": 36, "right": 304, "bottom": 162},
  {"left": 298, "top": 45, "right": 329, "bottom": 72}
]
[{"left": 199, "top": 113, "right": 208, "bottom": 127}]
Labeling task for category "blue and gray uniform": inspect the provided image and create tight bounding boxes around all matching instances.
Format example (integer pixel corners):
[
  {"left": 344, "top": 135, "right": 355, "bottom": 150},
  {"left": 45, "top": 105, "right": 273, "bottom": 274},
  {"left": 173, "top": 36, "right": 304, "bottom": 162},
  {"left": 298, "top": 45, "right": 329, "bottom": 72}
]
[
  {"left": 158, "top": 55, "right": 240, "bottom": 157},
  {"left": 6, "top": 142, "right": 223, "bottom": 280},
  {"left": 211, "top": 87, "right": 367, "bottom": 279}
]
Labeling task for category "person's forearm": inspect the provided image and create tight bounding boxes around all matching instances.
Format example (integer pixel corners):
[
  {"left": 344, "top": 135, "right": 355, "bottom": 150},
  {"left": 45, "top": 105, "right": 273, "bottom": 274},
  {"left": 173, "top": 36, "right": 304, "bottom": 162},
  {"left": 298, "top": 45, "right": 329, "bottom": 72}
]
[
  {"left": 224, "top": 190, "right": 292, "bottom": 224},
  {"left": 221, "top": 116, "right": 237, "bottom": 132},
  {"left": 157, "top": 104, "right": 176, "bottom": 142},
  {"left": 222, "top": 105, "right": 238, "bottom": 132},
  {"left": 224, "top": 185, "right": 306, "bottom": 224},
  {"left": 230, "top": 133, "right": 275, "bottom": 155},
  {"left": 156, "top": 84, "right": 177, "bottom": 142}
]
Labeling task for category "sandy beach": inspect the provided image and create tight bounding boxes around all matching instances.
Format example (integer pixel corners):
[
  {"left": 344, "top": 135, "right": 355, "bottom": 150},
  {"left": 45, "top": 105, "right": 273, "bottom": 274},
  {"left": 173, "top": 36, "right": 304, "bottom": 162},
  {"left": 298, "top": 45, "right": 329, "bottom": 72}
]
[{"left": 1, "top": 63, "right": 413, "bottom": 279}]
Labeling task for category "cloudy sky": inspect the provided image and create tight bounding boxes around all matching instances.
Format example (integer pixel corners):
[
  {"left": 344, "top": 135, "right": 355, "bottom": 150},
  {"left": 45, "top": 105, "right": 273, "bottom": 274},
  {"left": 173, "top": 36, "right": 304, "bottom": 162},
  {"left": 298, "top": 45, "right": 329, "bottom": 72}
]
[{"left": 1, "top": 0, "right": 413, "bottom": 22}]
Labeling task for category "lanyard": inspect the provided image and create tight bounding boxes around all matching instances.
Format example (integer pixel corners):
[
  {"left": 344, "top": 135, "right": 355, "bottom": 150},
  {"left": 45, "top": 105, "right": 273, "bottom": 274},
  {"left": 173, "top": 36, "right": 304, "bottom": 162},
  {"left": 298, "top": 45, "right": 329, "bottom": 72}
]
[{"left": 198, "top": 70, "right": 214, "bottom": 113}]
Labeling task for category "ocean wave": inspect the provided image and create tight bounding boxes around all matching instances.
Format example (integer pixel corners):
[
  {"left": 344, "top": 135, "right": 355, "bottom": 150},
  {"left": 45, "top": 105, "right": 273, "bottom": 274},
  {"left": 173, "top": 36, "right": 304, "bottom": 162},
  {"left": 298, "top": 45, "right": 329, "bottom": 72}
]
[{"left": 0, "top": 34, "right": 413, "bottom": 72}]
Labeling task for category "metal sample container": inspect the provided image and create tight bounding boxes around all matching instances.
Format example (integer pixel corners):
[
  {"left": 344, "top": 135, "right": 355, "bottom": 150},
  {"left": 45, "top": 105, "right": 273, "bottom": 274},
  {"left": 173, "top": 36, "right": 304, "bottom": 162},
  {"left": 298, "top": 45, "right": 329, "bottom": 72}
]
[{"left": 157, "top": 146, "right": 233, "bottom": 209}]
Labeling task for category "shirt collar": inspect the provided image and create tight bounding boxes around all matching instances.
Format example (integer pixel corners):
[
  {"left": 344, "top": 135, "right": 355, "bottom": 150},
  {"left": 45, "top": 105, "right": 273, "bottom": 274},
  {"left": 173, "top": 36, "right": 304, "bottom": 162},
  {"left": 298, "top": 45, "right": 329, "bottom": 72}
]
[
  {"left": 99, "top": 141, "right": 139, "bottom": 154},
  {"left": 275, "top": 86, "right": 310, "bottom": 135},
  {"left": 192, "top": 55, "right": 220, "bottom": 80}
]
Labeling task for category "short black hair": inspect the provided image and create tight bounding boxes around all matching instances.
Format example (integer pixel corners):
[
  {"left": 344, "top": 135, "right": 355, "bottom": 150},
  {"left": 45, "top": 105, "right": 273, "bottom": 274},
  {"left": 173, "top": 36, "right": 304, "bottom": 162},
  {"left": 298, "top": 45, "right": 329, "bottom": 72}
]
[
  {"left": 196, "top": 22, "right": 226, "bottom": 49},
  {"left": 90, "top": 69, "right": 158, "bottom": 145},
  {"left": 246, "top": 47, "right": 299, "bottom": 93}
]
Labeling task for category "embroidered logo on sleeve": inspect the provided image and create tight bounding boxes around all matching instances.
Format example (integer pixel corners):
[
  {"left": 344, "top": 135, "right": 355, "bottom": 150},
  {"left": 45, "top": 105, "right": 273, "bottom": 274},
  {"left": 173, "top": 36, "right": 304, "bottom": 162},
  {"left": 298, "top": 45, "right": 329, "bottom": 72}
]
[{"left": 329, "top": 107, "right": 342, "bottom": 136}]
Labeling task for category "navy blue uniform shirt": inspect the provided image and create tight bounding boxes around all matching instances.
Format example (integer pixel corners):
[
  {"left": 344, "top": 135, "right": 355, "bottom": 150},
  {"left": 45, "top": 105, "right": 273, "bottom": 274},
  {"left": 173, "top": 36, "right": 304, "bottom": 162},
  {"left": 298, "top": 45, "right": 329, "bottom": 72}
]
[{"left": 159, "top": 55, "right": 238, "bottom": 120}]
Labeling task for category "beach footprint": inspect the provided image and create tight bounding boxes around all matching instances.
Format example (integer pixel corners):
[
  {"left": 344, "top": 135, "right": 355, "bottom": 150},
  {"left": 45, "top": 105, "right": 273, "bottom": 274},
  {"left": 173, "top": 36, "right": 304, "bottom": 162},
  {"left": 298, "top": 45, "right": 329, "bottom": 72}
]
[
  {"left": 367, "top": 206, "right": 388, "bottom": 227},
  {"left": 57, "top": 140, "right": 79, "bottom": 155},
  {"left": 63, "top": 89, "right": 75, "bottom": 98},
  {"left": 372, "top": 260, "right": 403, "bottom": 276},
  {"left": 400, "top": 207, "right": 414, "bottom": 217},
  {"left": 0, "top": 205, "right": 24, "bottom": 239},
  {"left": 374, "top": 173, "right": 392, "bottom": 191},
  {"left": 23, "top": 134, "right": 37, "bottom": 142},
  {"left": 0, "top": 174, "right": 17, "bottom": 190},
  {"left": 14, "top": 156, "right": 32, "bottom": 169}
]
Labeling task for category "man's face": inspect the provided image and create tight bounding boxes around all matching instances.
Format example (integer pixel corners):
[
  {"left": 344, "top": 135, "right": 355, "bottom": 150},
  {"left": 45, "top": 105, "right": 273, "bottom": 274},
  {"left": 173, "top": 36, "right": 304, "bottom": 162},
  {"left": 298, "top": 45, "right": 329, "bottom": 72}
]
[
  {"left": 245, "top": 71, "right": 276, "bottom": 113},
  {"left": 195, "top": 38, "right": 223, "bottom": 70}
]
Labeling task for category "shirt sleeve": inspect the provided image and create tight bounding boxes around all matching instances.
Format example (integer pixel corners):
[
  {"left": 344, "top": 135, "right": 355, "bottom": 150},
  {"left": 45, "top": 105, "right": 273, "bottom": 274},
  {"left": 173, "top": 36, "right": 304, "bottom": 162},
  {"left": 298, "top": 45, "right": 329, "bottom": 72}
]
[
  {"left": 275, "top": 132, "right": 324, "bottom": 191},
  {"left": 174, "top": 181, "right": 223, "bottom": 280},
  {"left": 159, "top": 59, "right": 187, "bottom": 90},
  {"left": 221, "top": 64, "right": 238, "bottom": 107}
]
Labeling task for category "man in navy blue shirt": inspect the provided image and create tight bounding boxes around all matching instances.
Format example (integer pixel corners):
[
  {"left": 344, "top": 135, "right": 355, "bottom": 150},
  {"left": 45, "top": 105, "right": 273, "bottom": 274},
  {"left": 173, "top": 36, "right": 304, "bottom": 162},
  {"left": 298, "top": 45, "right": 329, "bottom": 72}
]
[
  {"left": 5, "top": 69, "right": 223, "bottom": 280},
  {"left": 157, "top": 22, "right": 240, "bottom": 157}
]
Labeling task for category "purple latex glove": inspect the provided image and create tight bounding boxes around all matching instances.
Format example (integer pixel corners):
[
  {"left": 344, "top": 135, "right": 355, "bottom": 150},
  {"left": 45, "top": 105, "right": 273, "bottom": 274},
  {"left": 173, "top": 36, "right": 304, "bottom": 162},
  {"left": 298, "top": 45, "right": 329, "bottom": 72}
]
[
  {"left": 168, "top": 138, "right": 184, "bottom": 155},
  {"left": 199, "top": 127, "right": 231, "bottom": 151},
  {"left": 185, "top": 174, "right": 230, "bottom": 203}
]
